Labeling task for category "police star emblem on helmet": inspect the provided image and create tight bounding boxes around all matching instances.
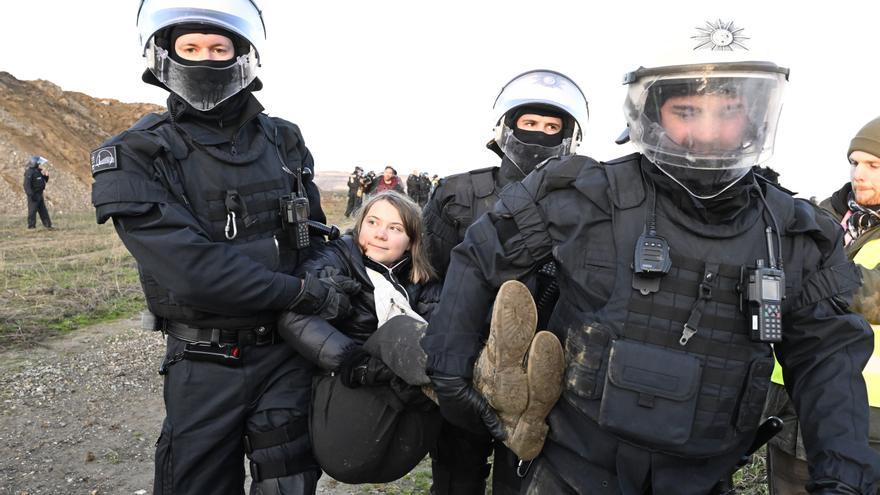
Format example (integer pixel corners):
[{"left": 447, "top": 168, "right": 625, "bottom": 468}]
[{"left": 692, "top": 20, "right": 749, "bottom": 51}]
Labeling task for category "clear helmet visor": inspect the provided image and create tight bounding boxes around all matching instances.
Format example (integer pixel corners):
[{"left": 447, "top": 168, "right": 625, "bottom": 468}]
[
  {"left": 624, "top": 63, "right": 787, "bottom": 197},
  {"left": 146, "top": 40, "right": 258, "bottom": 111},
  {"left": 499, "top": 124, "right": 571, "bottom": 175}
]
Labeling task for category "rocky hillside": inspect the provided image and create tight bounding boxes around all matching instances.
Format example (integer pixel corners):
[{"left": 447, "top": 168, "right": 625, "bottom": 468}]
[
  {"left": 0, "top": 72, "right": 359, "bottom": 216},
  {"left": 0, "top": 72, "right": 164, "bottom": 216}
]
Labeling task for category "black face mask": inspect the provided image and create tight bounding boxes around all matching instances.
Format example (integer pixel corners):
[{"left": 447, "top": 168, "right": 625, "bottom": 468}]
[
  {"left": 511, "top": 127, "right": 564, "bottom": 147},
  {"left": 166, "top": 24, "right": 250, "bottom": 62}
]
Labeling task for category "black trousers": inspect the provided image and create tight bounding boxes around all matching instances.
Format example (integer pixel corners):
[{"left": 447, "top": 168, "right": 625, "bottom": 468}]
[
  {"left": 154, "top": 336, "right": 319, "bottom": 494},
  {"left": 429, "top": 419, "right": 521, "bottom": 495},
  {"left": 27, "top": 195, "right": 51, "bottom": 228},
  {"left": 344, "top": 193, "right": 359, "bottom": 217},
  {"left": 521, "top": 399, "right": 748, "bottom": 494}
]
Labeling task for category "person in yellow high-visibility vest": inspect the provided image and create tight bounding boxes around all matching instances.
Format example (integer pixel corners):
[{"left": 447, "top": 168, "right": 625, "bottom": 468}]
[{"left": 766, "top": 115, "right": 880, "bottom": 494}]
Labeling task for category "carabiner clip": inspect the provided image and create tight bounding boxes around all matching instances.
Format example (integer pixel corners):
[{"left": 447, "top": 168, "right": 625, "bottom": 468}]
[
  {"left": 225, "top": 211, "right": 238, "bottom": 240},
  {"left": 516, "top": 459, "right": 533, "bottom": 478}
]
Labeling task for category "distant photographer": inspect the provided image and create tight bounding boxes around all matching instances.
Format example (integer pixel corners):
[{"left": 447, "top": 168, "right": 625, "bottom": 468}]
[
  {"left": 23, "top": 155, "right": 53, "bottom": 230},
  {"left": 361, "top": 170, "right": 378, "bottom": 196}
]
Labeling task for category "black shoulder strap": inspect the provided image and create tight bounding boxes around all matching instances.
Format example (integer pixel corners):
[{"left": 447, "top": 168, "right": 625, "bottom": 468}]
[
  {"left": 604, "top": 155, "right": 645, "bottom": 210},
  {"left": 260, "top": 114, "right": 301, "bottom": 196}
]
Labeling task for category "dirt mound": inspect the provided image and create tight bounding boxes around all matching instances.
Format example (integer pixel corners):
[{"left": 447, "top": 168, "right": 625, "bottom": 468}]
[{"left": 0, "top": 71, "right": 164, "bottom": 216}]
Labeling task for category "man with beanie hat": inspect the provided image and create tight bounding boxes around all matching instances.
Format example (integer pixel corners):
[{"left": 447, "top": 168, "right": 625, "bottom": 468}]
[
  {"left": 765, "top": 115, "right": 880, "bottom": 494},
  {"left": 422, "top": 69, "right": 590, "bottom": 495},
  {"left": 90, "top": 1, "right": 355, "bottom": 493}
]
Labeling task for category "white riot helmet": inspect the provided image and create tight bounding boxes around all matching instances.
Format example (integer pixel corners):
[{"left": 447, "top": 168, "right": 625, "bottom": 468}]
[
  {"left": 28, "top": 156, "right": 48, "bottom": 167},
  {"left": 136, "top": 0, "right": 266, "bottom": 111},
  {"left": 491, "top": 70, "right": 589, "bottom": 175},
  {"left": 623, "top": 20, "right": 788, "bottom": 199}
]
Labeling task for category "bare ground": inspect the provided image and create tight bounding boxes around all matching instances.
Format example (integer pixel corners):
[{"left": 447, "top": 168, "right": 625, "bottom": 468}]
[{"left": 0, "top": 318, "right": 430, "bottom": 495}]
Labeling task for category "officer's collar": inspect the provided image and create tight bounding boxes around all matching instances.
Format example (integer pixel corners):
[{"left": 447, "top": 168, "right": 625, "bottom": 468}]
[
  {"left": 644, "top": 160, "right": 764, "bottom": 238},
  {"left": 168, "top": 91, "right": 264, "bottom": 144},
  {"left": 498, "top": 156, "right": 526, "bottom": 187}
]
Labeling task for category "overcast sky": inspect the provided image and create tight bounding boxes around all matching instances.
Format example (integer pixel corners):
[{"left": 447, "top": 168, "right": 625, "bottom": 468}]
[{"left": 2, "top": 1, "right": 879, "bottom": 200}]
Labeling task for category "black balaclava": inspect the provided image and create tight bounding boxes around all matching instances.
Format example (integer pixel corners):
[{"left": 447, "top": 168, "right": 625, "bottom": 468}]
[
  {"left": 505, "top": 104, "right": 570, "bottom": 147},
  {"left": 166, "top": 24, "right": 251, "bottom": 64}
]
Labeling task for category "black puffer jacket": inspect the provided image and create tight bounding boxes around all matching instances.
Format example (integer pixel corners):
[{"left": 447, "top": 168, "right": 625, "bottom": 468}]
[{"left": 279, "top": 234, "right": 441, "bottom": 370}]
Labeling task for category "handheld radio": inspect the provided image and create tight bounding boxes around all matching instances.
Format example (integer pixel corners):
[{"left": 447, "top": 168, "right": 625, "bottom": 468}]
[
  {"left": 745, "top": 260, "right": 784, "bottom": 343},
  {"left": 279, "top": 194, "right": 311, "bottom": 250}
]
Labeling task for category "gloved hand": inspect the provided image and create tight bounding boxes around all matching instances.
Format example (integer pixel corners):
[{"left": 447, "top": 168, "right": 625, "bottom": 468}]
[
  {"left": 806, "top": 479, "right": 862, "bottom": 495},
  {"left": 338, "top": 348, "right": 395, "bottom": 388},
  {"left": 288, "top": 272, "right": 360, "bottom": 321},
  {"left": 318, "top": 266, "right": 362, "bottom": 299},
  {"left": 429, "top": 372, "right": 506, "bottom": 440}
]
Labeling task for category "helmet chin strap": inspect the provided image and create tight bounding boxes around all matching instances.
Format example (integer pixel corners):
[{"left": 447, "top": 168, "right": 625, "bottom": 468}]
[{"left": 653, "top": 162, "right": 750, "bottom": 200}]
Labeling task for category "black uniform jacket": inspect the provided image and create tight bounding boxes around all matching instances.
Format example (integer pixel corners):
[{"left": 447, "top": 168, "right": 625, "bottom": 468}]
[
  {"left": 423, "top": 154, "right": 879, "bottom": 491},
  {"left": 281, "top": 235, "right": 441, "bottom": 371},
  {"left": 90, "top": 94, "right": 325, "bottom": 326},
  {"left": 24, "top": 166, "right": 48, "bottom": 198}
]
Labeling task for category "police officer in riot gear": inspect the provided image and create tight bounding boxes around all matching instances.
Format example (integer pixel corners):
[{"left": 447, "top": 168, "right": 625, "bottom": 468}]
[
  {"left": 422, "top": 27, "right": 880, "bottom": 494},
  {"left": 422, "top": 69, "right": 589, "bottom": 495},
  {"left": 91, "top": 1, "right": 348, "bottom": 493},
  {"left": 23, "top": 155, "right": 53, "bottom": 230}
]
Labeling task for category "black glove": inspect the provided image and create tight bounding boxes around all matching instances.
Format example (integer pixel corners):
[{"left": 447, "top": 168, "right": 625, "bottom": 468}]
[
  {"left": 318, "top": 266, "right": 362, "bottom": 297},
  {"left": 429, "top": 373, "right": 506, "bottom": 440},
  {"left": 339, "top": 348, "right": 395, "bottom": 388},
  {"left": 288, "top": 272, "right": 360, "bottom": 321},
  {"left": 806, "top": 480, "right": 862, "bottom": 495}
]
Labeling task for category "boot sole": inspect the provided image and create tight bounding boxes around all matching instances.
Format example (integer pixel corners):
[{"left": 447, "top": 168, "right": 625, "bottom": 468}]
[
  {"left": 477, "top": 280, "right": 537, "bottom": 416},
  {"left": 507, "top": 331, "right": 564, "bottom": 460}
]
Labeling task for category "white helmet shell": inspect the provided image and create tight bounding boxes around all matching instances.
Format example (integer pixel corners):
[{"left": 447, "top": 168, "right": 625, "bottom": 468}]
[
  {"left": 492, "top": 69, "right": 589, "bottom": 141},
  {"left": 622, "top": 19, "right": 789, "bottom": 199},
  {"left": 136, "top": 0, "right": 267, "bottom": 111},
  {"left": 137, "top": 0, "right": 266, "bottom": 62}
]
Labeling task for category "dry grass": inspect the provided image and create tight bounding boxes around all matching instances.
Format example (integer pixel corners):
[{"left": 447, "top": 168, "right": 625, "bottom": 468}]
[
  {"left": 0, "top": 191, "right": 351, "bottom": 350},
  {"left": 0, "top": 211, "right": 142, "bottom": 349}
]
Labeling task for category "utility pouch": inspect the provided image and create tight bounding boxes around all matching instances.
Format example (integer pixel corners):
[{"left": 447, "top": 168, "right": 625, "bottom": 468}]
[
  {"left": 734, "top": 356, "right": 775, "bottom": 431},
  {"left": 141, "top": 310, "right": 163, "bottom": 331},
  {"left": 564, "top": 322, "right": 614, "bottom": 401},
  {"left": 598, "top": 339, "right": 702, "bottom": 447},
  {"left": 183, "top": 342, "right": 242, "bottom": 367}
]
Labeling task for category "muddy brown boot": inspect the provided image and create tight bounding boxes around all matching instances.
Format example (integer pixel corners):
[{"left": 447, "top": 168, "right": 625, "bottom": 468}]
[
  {"left": 506, "top": 330, "right": 564, "bottom": 460},
  {"left": 473, "top": 280, "right": 537, "bottom": 432}
]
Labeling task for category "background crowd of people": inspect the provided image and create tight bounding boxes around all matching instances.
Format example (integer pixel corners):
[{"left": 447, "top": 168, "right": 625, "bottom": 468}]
[{"left": 345, "top": 165, "right": 439, "bottom": 217}]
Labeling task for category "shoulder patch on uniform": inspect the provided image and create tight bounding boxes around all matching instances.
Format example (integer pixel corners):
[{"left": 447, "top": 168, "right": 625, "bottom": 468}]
[{"left": 90, "top": 146, "right": 118, "bottom": 176}]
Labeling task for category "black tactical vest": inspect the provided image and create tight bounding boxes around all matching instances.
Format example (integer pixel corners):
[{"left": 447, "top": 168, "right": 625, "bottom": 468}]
[
  {"left": 135, "top": 114, "right": 304, "bottom": 328},
  {"left": 553, "top": 156, "right": 800, "bottom": 457}
]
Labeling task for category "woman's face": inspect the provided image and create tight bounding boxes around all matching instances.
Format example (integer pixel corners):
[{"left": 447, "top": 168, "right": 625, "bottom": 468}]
[{"left": 358, "top": 200, "right": 411, "bottom": 265}]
